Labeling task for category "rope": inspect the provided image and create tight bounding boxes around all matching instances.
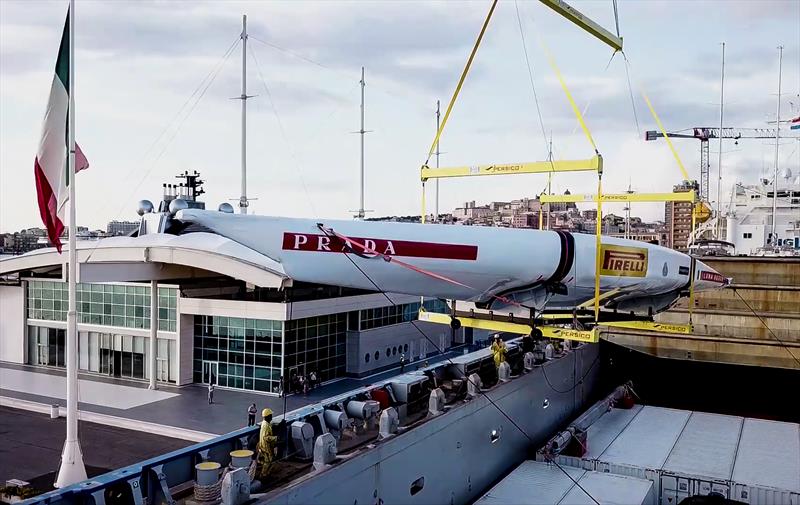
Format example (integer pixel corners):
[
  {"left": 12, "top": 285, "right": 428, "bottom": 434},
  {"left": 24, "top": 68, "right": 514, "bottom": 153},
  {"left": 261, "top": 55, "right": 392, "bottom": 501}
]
[
  {"left": 316, "top": 224, "right": 533, "bottom": 310},
  {"left": 82, "top": 36, "right": 240, "bottom": 266},
  {"left": 249, "top": 43, "right": 318, "bottom": 216},
  {"left": 425, "top": 0, "right": 498, "bottom": 165},
  {"left": 734, "top": 289, "right": 800, "bottom": 368},
  {"left": 193, "top": 470, "right": 224, "bottom": 503},
  {"left": 329, "top": 237, "right": 599, "bottom": 505},
  {"left": 622, "top": 53, "right": 641, "bottom": 137}
]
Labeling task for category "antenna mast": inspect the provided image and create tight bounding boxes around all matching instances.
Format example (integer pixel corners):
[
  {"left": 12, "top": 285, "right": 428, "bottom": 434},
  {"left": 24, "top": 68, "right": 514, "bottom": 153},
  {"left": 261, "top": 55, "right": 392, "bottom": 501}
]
[
  {"left": 715, "top": 42, "right": 725, "bottom": 239},
  {"left": 353, "top": 67, "right": 371, "bottom": 219},
  {"left": 771, "top": 46, "right": 783, "bottom": 245},
  {"left": 239, "top": 14, "right": 250, "bottom": 214},
  {"left": 435, "top": 100, "right": 441, "bottom": 222}
]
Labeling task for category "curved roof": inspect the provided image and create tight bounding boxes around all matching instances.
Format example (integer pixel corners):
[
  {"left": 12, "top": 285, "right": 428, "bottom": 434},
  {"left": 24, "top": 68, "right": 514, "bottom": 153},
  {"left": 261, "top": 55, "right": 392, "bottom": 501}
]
[{"left": 0, "top": 232, "right": 289, "bottom": 288}]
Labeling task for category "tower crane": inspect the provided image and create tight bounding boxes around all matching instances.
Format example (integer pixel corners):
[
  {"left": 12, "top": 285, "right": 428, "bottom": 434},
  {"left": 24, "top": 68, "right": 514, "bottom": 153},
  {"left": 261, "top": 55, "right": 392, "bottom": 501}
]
[{"left": 645, "top": 127, "right": 785, "bottom": 204}]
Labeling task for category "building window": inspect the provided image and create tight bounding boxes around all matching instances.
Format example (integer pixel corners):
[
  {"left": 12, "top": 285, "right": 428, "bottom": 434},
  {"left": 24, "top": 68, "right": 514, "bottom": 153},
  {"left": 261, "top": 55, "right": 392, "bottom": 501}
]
[
  {"left": 284, "top": 313, "right": 346, "bottom": 384},
  {"left": 743, "top": 233, "right": 752, "bottom": 239},
  {"left": 375, "top": 350, "right": 380, "bottom": 361},
  {"left": 26, "top": 280, "right": 177, "bottom": 332},
  {"left": 193, "top": 315, "right": 284, "bottom": 393},
  {"left": 358, "top": 299, "right": 448, "bottom": 331},
  {"left": 365, "top": 353, "right": 370, "bottom": 363}
]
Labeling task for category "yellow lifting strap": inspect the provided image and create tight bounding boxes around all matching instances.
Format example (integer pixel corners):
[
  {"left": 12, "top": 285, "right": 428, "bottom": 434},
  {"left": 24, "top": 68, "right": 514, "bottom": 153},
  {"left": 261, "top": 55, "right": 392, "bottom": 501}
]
[
  {"left": 425, "top": 0, "right": 498, "bottom": 163},
  {"left": 540, "top": 39, "right": 599, "bottom": 154},
  {"left": 594, "top": 175, "right": 603, "bottom": 322},
  {"left": 641, "top": 91, "right": 691, "bottom": 182}
]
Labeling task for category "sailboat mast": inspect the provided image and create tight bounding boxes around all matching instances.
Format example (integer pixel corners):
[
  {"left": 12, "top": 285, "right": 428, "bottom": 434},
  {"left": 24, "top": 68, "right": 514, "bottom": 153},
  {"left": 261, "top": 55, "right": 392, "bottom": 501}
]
[
  {"left": 716, "top": 42, "right": 725, "bottom": 240},
  {"left": 435, "top": 100, "right": 440, "bottom": 222},
  {"left": 239, "top": 14, "right": 249, "bottom": 214},
  {"left": 772, "top": 45, "right": 783, "bottom": 245},
  {"left": 56, "top": 0, "right": 87, "bottom": 486},
  {"left": 357, "top": 67, "right": 366, "bottom": 219}
]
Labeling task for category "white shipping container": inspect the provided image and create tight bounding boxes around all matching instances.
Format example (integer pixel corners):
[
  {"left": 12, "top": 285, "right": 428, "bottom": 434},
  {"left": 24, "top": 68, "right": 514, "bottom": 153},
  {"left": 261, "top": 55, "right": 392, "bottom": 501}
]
[
  {"left": 731, "top": 418, "right": 800, "bottom": 505},
  {"left": 475, "top": 461, "right": 584, "bottom": 504},
  {"left": 561, "top": 471, "right": 656, "bottom": 505},
  {"left": 541, "top": 404, "right": 800, "bottom": 505},
  {"left": 584, "top": 404, "right": 643, "bottom": 460},
  {"left": 475, "top": 461, "right": 655, "bottom": 505},
  {"left": 599, "top": 406, "right": 691, "bottom": 470},
  {"left": 659, "top": 412, "right": 744, "bottom": 503}
]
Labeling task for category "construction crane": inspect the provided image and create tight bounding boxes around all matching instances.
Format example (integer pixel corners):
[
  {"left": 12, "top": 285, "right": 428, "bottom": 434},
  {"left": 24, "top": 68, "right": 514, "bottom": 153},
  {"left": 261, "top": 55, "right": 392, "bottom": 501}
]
[{"left": 645, "top": 127, "right": 783, "bottom": 203}]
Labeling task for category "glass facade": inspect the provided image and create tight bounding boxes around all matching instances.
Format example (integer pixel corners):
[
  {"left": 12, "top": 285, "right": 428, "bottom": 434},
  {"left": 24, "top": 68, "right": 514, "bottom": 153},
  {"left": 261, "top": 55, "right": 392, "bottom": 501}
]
[
  {"left": 284, "top": 313, "right": 347, "bottom": 384},
  {"left": 26, "top": 280, "right": 177, "bottom": 331},
  {"left": 27, "top": 325, "right": 177, "bottom": 383},
  {"left": 355, "top": 299, "right": 448, "bottom": 331},
  {"left": 27, "top": 326, "right": 65, "bottom": 367},
  {"left": 193, "top": 316, "right": 284, "bottom": 393}
]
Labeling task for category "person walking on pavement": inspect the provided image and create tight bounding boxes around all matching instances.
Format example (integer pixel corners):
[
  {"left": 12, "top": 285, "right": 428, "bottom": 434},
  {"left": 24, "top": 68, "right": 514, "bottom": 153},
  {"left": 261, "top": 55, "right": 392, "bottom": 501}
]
[
  {"left": 400, "top": 352, "right": 406, "bottom": 373},
  {"left": 207, "top": 383, "right": 215, "bottom": 404},
  {"left": 309, "top": 370, "right": 318, "bottom": 391},
  {"left": 247, "top": 403, "right": 257, "bottom": 426}
]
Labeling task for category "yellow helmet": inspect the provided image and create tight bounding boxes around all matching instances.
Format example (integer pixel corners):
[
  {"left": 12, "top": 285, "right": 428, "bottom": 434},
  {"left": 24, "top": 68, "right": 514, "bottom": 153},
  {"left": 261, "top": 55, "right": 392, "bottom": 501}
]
[{"left": 262, "top": 408, "right": 273, "bottom": 418}]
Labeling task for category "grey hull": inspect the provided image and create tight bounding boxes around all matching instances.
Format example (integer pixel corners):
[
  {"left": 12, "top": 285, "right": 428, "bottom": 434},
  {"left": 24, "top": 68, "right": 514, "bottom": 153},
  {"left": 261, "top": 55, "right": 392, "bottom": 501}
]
[{"left": 260, "top": 343, "right": 600, "bottom": 505}]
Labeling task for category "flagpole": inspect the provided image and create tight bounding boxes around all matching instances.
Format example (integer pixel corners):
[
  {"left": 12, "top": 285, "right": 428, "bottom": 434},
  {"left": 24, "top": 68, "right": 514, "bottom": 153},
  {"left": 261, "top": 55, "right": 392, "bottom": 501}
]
[{"left": 56, "top": 0, "right": 87, "bottom": 487}]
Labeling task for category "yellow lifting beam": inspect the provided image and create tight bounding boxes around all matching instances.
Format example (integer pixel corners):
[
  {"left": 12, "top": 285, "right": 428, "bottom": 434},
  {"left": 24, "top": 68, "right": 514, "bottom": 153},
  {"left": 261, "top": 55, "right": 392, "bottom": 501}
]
[
  {"left": 540, "top": 190, "right": 697, "bottom": 203},
  {"left": 418, "top": 309, "right": 600, "bottom": 344},
  {"left": 601, "top": 320, "right": 693, "bottom": 335},
  {"left": 420, "top": 156, "right": 601, "bottom": 182},
  {"left": 538, "top": 0, "right": 623, "bottom": 53}
]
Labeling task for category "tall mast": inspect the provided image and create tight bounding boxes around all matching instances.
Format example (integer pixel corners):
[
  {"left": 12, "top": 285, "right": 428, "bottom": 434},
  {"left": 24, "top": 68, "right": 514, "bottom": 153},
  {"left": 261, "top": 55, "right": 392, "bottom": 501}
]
[
  {"left": 772, "top": 46, "right": 783, "bottom": 245},
  {"left": 56, "top": 0, "right": 87, "bottom": 486},
  {"left": 715, "top": 42, "right": 725, "bottom": 239},
  {"left": 239, "top": 14, "right": 249, "bottom": 214},
  {"left": 356, "top": 67, "right": 366, "bottom": 219},
  {"left": 435, "top": 100, "right": 441, "bottom": 222}
]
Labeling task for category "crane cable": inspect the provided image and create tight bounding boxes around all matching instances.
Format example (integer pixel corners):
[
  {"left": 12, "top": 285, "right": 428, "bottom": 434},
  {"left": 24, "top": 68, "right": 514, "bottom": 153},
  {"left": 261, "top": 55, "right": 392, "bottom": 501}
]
[{"left": 424, "top": 0, "right": 498, "bottom": 166}]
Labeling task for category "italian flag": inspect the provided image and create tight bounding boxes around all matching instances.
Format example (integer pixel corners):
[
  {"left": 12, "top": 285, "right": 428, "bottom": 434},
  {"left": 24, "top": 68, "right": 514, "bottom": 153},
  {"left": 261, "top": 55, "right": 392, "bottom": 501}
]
[{"left": 34, "top": 8, "right": 89, "bottom": 254}]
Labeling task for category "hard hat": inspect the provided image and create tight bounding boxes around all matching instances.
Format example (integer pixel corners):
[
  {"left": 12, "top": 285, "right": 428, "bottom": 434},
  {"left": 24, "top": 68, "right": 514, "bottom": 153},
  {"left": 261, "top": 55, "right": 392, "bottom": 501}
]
[{"left": 262, "top": 408, "right": 273, "bottom": 417}]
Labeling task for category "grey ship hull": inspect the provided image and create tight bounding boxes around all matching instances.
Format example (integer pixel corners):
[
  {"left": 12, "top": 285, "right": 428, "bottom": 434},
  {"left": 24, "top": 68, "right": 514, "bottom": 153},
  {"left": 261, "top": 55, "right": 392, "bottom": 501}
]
[{"left": 261, "top": 343, "right": 600, "bottom": 505}]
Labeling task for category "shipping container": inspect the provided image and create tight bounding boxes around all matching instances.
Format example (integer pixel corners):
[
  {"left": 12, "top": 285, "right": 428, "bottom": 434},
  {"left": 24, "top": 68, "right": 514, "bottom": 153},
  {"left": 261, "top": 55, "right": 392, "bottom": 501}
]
[
  {"left": 540, "top": 404, "right": 800, "bottom": 505},
  {"left": 561, "top": 470, "right": 656, "bottom": 505},
  {"left": 730, "top": 418, "right": 800, "bottom": 505},
  {"left": 660, "top": 412, "right": 743, "bottom": 503},
  {"left": 594, "top": 406, "right": 690, "bottom": 496},
  {"left": 475, "top": 461, "right": 655, "bottom": 505}
]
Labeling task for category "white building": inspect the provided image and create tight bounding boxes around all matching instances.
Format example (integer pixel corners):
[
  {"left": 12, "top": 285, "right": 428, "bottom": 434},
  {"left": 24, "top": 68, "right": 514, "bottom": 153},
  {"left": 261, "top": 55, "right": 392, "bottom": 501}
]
[
  {"left": 724, "top": 174, "right": 800, "bottom": 255},
  {"left": 0, "top": 233, "right": 463, "bottom": 395}
]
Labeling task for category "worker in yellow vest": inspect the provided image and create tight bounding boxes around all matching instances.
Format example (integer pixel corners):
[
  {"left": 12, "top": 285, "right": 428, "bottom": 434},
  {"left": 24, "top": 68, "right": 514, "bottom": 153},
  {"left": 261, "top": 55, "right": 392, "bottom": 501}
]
[
  {"left": 257, "top": 408, "right": 277, "bottom": 479},
  {"left": 490, "top": 335, "right": 507, "bottom": 369}
]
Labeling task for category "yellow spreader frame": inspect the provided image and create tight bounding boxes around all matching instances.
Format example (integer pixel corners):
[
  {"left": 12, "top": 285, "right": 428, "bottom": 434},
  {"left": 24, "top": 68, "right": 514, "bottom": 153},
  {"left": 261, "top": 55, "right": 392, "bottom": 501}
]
[{"left": 417, "top": 309, "right": 693, "bottom": 344}]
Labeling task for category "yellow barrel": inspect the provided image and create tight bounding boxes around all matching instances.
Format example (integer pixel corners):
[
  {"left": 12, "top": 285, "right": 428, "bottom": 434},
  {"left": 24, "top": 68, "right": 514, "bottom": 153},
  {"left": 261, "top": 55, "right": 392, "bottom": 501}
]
[
  {"left": 230, "top": 449, "right": 254, "bottom": 469},
  {"left": 195, "top": 461, "right": 221, "bottom": 486}
]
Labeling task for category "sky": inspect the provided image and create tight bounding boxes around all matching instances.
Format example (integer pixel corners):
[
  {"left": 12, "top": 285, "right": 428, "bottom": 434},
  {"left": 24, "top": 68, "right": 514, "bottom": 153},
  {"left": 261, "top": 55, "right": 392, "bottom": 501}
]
[{"left": 1, "top": 0, "right": 799, "bottom": 232}]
